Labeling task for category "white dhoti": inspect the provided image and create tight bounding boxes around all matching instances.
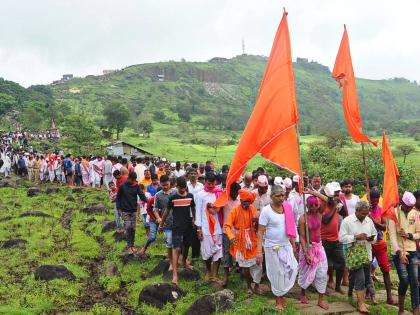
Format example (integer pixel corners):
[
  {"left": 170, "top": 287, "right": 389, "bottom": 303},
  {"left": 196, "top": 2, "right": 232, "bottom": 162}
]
[
  {"left": 201, "top": 234, "right": 223, "bottom": 261},
  {"left": 92, "top": 172, "right": 101, "bottom": 186},
  {"left": 265, "top": 243, "right": 298, "bottom": 296},
  {"left": 236, "top": 250, "right": 263, "bottom": 284}
]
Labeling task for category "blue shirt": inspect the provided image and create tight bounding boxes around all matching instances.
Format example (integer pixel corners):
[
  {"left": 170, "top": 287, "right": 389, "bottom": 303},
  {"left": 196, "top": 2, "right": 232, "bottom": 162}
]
[{"left": 147, "top": 183, "right": 160, "bottom": 196}]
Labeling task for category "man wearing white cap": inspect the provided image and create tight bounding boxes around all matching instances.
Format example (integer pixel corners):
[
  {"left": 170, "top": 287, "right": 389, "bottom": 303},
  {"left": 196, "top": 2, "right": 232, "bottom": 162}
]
[
  {"left": 252, "top": 175, "right": 271, "bottom": 212},
  {"left": 388, "top": 191, "right": 420, "bottom": 315},
  {"left": 306, "top": 182, "right": 347, "bottom": 294}
]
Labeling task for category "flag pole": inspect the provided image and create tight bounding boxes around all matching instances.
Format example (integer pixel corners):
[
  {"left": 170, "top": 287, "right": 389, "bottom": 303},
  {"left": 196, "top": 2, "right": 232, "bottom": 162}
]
[
  {"left": 295, "top": 124, "right": 310, "bottom": 249},
  {"left": 361, "top": 142, "right": 370, "bottom": 203}
]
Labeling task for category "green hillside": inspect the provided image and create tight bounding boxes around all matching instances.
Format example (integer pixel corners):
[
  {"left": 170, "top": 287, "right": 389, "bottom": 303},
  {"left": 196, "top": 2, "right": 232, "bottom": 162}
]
[{"left": 1, "top": 54, "right": 419, "bottom": 141}]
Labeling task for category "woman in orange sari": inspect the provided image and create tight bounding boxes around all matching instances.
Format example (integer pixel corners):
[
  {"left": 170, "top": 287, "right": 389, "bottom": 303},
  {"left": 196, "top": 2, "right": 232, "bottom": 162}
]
[{"left": 224, "top": 189, "right": 260, "bottom": 294}]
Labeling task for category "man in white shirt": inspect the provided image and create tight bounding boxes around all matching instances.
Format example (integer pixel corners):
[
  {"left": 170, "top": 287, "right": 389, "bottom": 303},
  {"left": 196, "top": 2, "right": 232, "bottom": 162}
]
[
  {"left": 339, "top": 201, "right": 377, "bottom": 314},
  {"left": 340, "top": 179, "right": 360, "bottom": 216},
  {"left": 103, "top": 156, "right": 113, "bottom": 190},
  {"left": 134, "top": 157, "right": 147, "bottom": 183},
  {"left": 195, "top": 173, "right": 223, "bottom": 284},
  {"left": 174, "top": 161, "right": 186, "bottom": 178}
]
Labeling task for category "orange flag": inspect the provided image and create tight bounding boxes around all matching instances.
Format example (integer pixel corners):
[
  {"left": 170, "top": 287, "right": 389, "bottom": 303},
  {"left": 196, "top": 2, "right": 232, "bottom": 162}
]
[
  {"left": 381, "top": 132, "right": 400, "bottom": 222},
  {"left": 332, "top": 26, "right": 378, "bottom": 146},
  {"left": 213, "top": 9, "right": 301, "bottom": 207}
]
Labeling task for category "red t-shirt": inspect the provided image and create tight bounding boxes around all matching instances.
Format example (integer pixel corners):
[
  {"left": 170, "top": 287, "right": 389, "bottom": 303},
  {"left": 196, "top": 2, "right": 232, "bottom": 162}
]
[
  {"left": 321, "top": 206, "right": 339, "bottom": 241},
  {"left": 115, "top": 175, "right": 128, "bottom": 190}
]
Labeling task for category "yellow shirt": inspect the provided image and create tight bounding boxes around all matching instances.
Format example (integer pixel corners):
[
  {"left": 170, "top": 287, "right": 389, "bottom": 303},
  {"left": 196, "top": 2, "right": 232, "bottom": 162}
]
[
  {"left": 361, "top": 194, "right": 383, "bottom": 208},
  {"left": 139, "top": 179, "right": 152, "bottom": 188},
  {"left": 388, "top": 207, "right": 420, "bottom": 254}
]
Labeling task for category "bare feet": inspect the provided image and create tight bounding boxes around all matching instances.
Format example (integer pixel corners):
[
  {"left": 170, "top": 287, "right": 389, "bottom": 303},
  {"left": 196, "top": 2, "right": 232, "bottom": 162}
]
[
  {"left": 318, "top": 301, "right": 329, "bottom": 310},
  {"left": 327, "top": 281, "right": 334, "bottom": 290},
  {"left": 172, "top": 274, "right": 178, "bottom": 286},
  {"left": 168, "top": 264, "right": 173, "bottom": 272},
  {"left": 300, "top": 295, "right": 308, "bottom": 304},
  {"left": 335, "top": 287, "right": 345, "bottom": 295},
  {"left": 357, "top": 303, "right": 369, "bottom": 314},
  {"left": 204, "top": 272, "right": 211, "bottom": 281},
  {"left": 138, "top": 247, "right": 145, "bottom": 256},
  {"left": 253, "top": 284, "right": 263, "bottom": 295},
  {"left": 127, "top": 247, "right": 136, "bottom": 254},
  {"left": 183, "top": 262, "right": 193, "bottom": 270},
  {"left": 386, "top": 298, "right": 397, "bottom": 305},
  {"left": 212, "top": 277, "right": 223, "bottom": 287},
  {"left": 247, "top": 288, "right": 253, "bottom": 296}
]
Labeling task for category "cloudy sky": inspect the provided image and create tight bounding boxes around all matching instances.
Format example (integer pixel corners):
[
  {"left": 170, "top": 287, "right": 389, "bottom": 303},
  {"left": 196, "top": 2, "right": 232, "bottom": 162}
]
[{"left": 1, "top": 0, "right": 419, "bottom": 87}]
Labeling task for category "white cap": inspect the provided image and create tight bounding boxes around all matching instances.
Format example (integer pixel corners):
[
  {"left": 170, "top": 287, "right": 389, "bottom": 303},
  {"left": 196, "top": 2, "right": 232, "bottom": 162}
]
[
  {"left": 161, "top": 158, "right": 167, "bottom": 162},
  {"left": 274, "top": 176, "right": 283, "bottom": 186},
  {"left": 292, "top": 175, "right": 300, "bottom": 183},
  {"left": 284, "top": 178, "right": 293, "bottom": 188},
  {"left": 170, "top": 162, "right": 176, "bottom": 167},
  {"left": 324, "top": 182, "right": 341, "bottom": 197}
]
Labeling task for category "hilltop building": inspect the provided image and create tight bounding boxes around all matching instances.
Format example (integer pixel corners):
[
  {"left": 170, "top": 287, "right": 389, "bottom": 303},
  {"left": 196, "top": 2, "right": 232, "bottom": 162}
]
[{"left": 105, "top": 141, "right": 152, "bottom": 158}]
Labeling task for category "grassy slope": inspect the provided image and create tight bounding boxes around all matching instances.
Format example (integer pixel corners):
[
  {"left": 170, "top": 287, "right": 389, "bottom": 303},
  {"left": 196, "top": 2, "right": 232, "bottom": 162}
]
[{"left": 0, "top": 183, "right": 401, "bottom": 314}]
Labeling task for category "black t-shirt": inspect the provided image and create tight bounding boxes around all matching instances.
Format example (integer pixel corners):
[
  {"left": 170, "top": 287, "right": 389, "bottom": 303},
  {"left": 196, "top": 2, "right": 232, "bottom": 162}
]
[{"left": 168, "top": 193, "right": 195, "bottom": 230}]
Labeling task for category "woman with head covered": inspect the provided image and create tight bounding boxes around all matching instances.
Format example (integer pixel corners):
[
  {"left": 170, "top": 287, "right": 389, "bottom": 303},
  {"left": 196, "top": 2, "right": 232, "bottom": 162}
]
[{"left": 256, "top": 184, "right": 298, "bottom": 310}]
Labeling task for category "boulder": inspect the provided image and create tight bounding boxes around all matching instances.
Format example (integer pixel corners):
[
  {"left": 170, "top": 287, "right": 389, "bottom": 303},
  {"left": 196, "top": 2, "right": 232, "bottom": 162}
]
[
  {"left": 27, "top": 187, "right": 41, "bottom": 197},
  {"left": 2, "top": 238, "right": 27, "bottom": 249},
  {"left": 46, "top": 187, "right": 60, "bottom": 194},
  {"left": 20, "top": 211, "right": 52, "bottom": 218},
  {"left": 59, "top": 209, "right": 72, "bottom": 229},
  {"left": 35, "top": 265, "right": 76, "bottom": 281},
  {"left": 0, "top": 178, "right": 16, "bottom": 188},
  {"left": 185, "top": 289, "right": 234, "bottom": 315},
  {"left": 113, "top": 230, "right": 126, "bottom": 242},
  {"left": 102, "top": 220, "right": 116, "bottom": 233},
  {"left": 138, "top": 283, "right": 186, "bottom": 309},
  {"left": 71, "top": 187, "right": 83, "bottom": 193},
  {"left": 0, "top": 216, "right": 12, "bottom": 222},
  {"left": 163, "top": 268, "right": 200, "bottom": 281},
  {"left": 81, "top": 203, "right": 108, "bottom": 214},
  {"left": 105, "top": 262, "right": 120, "bottom": 277},
  {"left": 65, "top": 196, "right": 76, "bottom": 202},
  {"left": 150, "top": 259, "right": 170, "bottom": 277},
  {"left": 120, "top": 252, "right": 150, "bottom": 264}
]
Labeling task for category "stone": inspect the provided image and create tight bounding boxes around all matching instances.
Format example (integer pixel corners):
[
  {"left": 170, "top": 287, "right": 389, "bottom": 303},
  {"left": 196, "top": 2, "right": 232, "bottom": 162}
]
[
  {"left": 81, "top": 203, "right": 108, "bottom": 214},
  {"left": 80, "top": 217, "right": 96, "bottom": 223},
  {"left": 102, "top": 220, "right": 116, "bottom": 233},
  {"left": 65, "top": 196, "right": 76, "bottom": 202},
  {"left": 59, "top": 209, "right": 72, "bottom": 229},
  {"left": 72, "top": 187, "right": 83, "bottom": 193},
  {"left": 294, "top": 300, "right": 355, "bottom": 314},
  {"left": 0, "top": 216, "right": 12, "bottom": 222},
  {"left": 163, "top": 268, "right": 200, "bottom": 281},
  {"left": 105, "top": 262, "right": 120, "bottom": 276},
  {"left": 27, "top": 187, "right": 42, "bottom": 197},
  {"left": 185, "top": 289, "right": 234, "bottom": 315},
  {"left": 0, "top": 178, "right": 16, "bottom": 188},
  {"left": 46, "top": 187, "right": 60, "bottom": 194},
  {"left": 20, "top": 211, "right": 52, "bottom": 218},
  {"left": 138, "top": 283, "right": 186, "bottom": 309},
  {"left": 113, "top": 230, "right": 126, "bottom": 242},
  {"left": 2, "top": 238, "right": 27, "bottom": 248},
  {"left": 150, "top": 259, "right": 170, "bottom": 277},
  {"left": 120, "top": 252, "right": 150, "bottom": 264},
  {"left": 35, "top": 265, "right": 76, "bottom": 281}
]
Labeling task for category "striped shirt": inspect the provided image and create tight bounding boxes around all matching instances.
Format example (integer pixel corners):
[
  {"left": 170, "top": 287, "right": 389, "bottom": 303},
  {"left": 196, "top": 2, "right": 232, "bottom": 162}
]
[{"left": 168, "top": 193, "right": 195, "bottom": 230}]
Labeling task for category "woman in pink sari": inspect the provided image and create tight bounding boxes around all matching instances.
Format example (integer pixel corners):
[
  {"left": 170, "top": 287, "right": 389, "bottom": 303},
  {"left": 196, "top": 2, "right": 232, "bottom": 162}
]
[{"left": 298, "top": 195, "right": 329, "bottom": 310}]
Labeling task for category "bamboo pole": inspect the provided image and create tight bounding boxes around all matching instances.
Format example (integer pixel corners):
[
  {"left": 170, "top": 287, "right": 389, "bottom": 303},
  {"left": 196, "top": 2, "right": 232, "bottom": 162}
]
[
  {"left": 361, "top": 143, "right": 370, "bottom": 202},
  {"left": 295, "top": 124, "right": 310, "bottom": 249}
]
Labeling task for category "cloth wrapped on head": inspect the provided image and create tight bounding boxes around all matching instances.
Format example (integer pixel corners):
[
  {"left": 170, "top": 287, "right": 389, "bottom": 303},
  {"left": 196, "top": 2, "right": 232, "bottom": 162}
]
[{"left": 239, "top": 189, "right": 256, "bottom": 203}]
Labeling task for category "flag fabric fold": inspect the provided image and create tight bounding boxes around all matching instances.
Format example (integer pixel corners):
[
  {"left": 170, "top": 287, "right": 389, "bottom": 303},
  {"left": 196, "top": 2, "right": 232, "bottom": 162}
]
[
  {"left": 213, "top": 9, "right": 301, "bottom": 207},
  {"left": 381, "top": 132, "right": 400, "bottom": 222},
  {"left": 332, "top": 26, "right": 378, "bottom": 147}
]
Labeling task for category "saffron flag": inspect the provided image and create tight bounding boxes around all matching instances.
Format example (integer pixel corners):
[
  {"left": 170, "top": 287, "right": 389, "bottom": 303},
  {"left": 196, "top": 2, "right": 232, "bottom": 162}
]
[
  {"left": 332, "top": 26, "right": 378, "bottom": 146},
  {"left": 213, "top": 9, "right": 301, "bottom": 207},
  {"left": 381, "top": 132, "right": 400, "bottom": 222}
]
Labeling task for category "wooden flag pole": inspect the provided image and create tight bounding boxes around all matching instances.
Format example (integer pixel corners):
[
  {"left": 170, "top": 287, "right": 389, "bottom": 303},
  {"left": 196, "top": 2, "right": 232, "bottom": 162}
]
[
  {"left": 361, "top": 142, "right": 370, "bottom": 202},
  {"left": 296, "top": 124, "right": 310, "bottom": 250}
]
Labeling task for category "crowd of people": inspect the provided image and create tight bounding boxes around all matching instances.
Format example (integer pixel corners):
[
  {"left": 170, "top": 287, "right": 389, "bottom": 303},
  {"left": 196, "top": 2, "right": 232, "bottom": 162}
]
[{"left": 1, "top": 137, "right": 420, "bottom": 314}]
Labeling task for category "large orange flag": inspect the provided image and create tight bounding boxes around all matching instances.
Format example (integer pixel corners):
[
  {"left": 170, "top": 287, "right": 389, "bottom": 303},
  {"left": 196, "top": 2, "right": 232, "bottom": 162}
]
[
  {"left": 381, "top": 132, "right": 400, "bottom": 222},
  {"left": 213, "top": 9, "right": 301, "bottom": 207},
  {"left": 332, "top": 26, "right": 377, "bottom": 146}
]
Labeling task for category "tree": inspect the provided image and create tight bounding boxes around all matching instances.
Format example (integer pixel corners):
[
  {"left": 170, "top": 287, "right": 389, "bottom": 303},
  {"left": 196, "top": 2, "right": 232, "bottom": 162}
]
[
  {"left": 396, "top": 144, "right": 416, "bottom": 163},
  {"left": 207, "top": 137, "right": 223, "bottom": 157},
  {"left": 103, "top": 102, "right": 130, "bottom": 139},
  {"left": 320, "top": 128, "right": 349, "bottom": 149},
  {"left": 20, "top": 100, "right": 47, "bottom": 131},
  {"left": 0, "top": 93, "right": 17, "bottom": 115},
  {"left": 59, "top": 114, "right": 103, "bottom": 156},
  {"left": 138, "top": 117, "right": 153, "bottom": 137}
]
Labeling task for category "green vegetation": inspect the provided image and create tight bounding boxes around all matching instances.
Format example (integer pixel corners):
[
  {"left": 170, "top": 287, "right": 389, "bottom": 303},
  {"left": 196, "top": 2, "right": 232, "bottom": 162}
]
[{"left": 0, "top": 183, "right": 403, "bottom": 314}]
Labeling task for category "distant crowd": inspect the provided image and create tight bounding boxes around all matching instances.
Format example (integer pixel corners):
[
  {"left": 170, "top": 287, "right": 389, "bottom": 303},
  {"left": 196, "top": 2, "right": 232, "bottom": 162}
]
[{"left": 1, "top": 132, "right": 420, "bottom": 314}]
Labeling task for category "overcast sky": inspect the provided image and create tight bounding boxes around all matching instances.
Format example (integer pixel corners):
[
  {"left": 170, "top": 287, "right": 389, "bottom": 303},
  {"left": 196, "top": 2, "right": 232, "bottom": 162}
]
[{"left": 1, "top": 0, "right": 419, "bottom": 87}]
